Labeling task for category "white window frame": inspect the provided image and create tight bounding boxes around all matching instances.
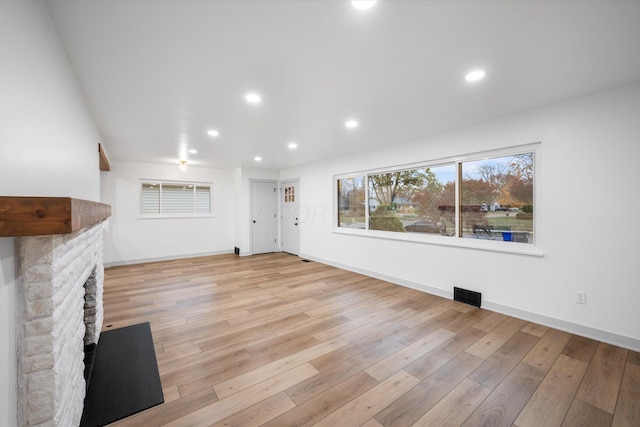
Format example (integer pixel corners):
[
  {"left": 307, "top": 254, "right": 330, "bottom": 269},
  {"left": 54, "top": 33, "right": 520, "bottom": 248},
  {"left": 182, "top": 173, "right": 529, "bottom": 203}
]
[
  {"left": 138, "top": 179, "right": 214, "bottom": 218},
  {"left": 333, "top": 143, "right": 542, "bottom": 256}
]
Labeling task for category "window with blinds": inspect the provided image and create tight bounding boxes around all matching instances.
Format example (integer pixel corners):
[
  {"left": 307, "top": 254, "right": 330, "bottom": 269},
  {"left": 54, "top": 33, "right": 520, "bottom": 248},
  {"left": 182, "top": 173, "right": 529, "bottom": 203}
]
[{"left": 140, "top": 181, "right": 212, "bottom": 216}]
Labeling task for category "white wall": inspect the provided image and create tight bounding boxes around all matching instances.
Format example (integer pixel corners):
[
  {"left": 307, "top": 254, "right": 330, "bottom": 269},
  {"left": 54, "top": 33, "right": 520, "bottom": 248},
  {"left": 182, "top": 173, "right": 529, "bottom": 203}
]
[
  {"left": 0, "top": 1, "right": 102, "bottom": 425},
  {"left": 102, "top": 161, "right": 235, "bottom": 265},
  {"left": 0, "top": 5, "right": 100, "bottom": 201},
  {"left": 102, "top": 163, "right": 281, "bottom": 264},
  {"left": 281, "top": 81, "right": 640, "bottom": 350}
]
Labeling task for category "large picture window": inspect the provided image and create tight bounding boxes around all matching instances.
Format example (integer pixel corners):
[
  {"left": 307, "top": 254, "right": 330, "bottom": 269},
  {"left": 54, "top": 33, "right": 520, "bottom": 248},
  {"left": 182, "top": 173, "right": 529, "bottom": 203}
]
[
  {"left": 140, "top": 180, "right": 212, "bottom": 216},
  {"left": 336, "top": 146, "right": 536, "bottom": 248}
]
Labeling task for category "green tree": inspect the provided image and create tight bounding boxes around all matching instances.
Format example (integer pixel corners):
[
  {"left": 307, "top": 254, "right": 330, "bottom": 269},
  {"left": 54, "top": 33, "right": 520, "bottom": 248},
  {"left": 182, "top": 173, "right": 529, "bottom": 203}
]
[
  {"left": 370, "top": 205, "right": 405, "bottom": 232},
  {"left": 369, "top": 169, "right": 428, "bottom": 208}
]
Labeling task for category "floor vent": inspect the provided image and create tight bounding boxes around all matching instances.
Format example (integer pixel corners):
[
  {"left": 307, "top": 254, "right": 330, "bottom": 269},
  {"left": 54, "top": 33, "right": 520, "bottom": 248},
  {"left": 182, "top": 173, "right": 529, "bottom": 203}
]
[
  {"left": 301, "top": 259, "right": 312, "bottom": 263},
  {"left": 453, "top": 287, "right": 482, "bottom": 308}
]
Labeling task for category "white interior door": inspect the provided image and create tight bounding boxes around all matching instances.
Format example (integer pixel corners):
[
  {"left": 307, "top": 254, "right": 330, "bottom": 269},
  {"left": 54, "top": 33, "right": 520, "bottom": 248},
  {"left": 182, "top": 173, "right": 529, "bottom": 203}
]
[
  {"left": 281, "top": 179, "right": 300, "bottom": 255},
  {"left": 251, "top": 180, "right": 278, "bottom": 255}
]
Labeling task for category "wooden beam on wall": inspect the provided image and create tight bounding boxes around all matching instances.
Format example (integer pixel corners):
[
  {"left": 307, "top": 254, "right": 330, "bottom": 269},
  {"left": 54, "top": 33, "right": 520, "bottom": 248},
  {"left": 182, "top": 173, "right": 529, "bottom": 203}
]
[
  {"left": 0, "top": 197, "right": 111, "bottom": 237},
  {"left": 99, "top": 143, "right": 110, "bottom": 171}
]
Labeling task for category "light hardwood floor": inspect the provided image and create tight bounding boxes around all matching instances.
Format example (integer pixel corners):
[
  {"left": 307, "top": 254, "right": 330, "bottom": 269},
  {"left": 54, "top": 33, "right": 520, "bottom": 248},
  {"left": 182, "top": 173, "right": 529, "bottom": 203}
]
[{"left": 104, "top": 253, "right": 640, "bottom": 426}]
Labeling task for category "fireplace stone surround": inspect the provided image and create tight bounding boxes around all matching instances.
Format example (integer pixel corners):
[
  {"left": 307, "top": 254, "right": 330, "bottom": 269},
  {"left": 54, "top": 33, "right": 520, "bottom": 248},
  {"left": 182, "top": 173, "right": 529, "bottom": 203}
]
[{"left": 0, "top": 197, "right": 111, "bottom": 427}]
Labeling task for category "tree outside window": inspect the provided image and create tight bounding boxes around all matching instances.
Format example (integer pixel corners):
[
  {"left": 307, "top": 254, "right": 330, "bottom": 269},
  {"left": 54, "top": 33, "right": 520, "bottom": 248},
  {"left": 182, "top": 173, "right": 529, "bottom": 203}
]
[
  {"left": 368, "top": 165, "right": 455, "bottom": 235},
  {"left": 337, "top": 176, "right": 366, "bottom": 229}
]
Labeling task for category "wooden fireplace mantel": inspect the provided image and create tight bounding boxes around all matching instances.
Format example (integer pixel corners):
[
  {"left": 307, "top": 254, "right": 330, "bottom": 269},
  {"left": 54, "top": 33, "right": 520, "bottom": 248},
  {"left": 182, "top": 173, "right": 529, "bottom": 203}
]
[{"left": 0, "top": 197, "right": 111, "bottom": 237}]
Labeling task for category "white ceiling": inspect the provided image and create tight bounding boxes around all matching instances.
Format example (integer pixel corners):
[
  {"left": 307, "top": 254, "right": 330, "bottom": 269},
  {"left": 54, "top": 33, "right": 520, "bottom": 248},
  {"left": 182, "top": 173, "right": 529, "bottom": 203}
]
[{"left": 46, "top": 0, "right": 640, "bottom": 170}]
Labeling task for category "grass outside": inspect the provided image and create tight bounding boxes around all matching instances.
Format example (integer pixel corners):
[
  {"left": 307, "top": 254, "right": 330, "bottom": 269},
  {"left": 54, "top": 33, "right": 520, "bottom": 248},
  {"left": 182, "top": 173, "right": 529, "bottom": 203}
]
[
  {"left": 339, "top": 214, "right": 365, "bottom": 224},
  {"left": 339, "top": 210, "right": 533, "bottom": 234},
  {"left": 487, "top": 215, "right": 533, "bottom": 232}
]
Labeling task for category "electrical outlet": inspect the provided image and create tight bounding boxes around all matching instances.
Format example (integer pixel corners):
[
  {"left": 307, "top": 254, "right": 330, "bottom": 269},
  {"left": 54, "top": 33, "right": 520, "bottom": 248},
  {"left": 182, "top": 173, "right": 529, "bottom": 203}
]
[{"left": 576, "top": 291, "right": 587, "bottom": 305}]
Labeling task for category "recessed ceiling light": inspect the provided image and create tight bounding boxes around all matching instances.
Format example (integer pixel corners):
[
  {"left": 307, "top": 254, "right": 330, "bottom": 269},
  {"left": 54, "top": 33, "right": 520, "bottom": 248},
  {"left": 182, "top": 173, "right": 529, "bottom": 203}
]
[
  {"left": 254, "top": 156, "right": 262, "bottom": 162},
  {"left": 288, "top": 142, "right": 298, "bottom": 149},
  {"left": 465, "top": 69, "right": 486, "bottom": 82},
  {"left": 352, "top": 0, "right": 377, "bottom": 10},
  {"left": 207, "top": 129, "right": 220, "bottom": 137},
  {"left": 345, "top": 119, "right": 359, "bottom": 129},
  {"left": 245, "top": 93, "right": 262, "bottom": 104},
  {"left": 188, "top": 149, "right": 197, "bottom": 154}
]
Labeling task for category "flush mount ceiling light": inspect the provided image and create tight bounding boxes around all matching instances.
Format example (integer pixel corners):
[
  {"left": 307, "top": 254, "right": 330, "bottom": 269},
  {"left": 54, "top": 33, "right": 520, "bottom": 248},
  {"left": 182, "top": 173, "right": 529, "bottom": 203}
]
[
  {"left": 245, "top": 93, "right": 262, "bottom": 104},
  {"left": 188, "top": 149, "right": 197, "bottom": 154},
  {"left": 207, "top": 129, "right": 220, "bottom": 137},
  {"left": 345, "top": 119, "right": 359, "bottom": 129},
  {"left": 288, "top": 142, "right": 298, "bottom": 149},
  {"left": 465, "top": 69, "right": 486, "bottom": 82},
  {"left": 179, "top": 160, "right": 188, "bottom": 171},
  {"left": 351, "top": 0, "right": 377, "bottom": 10},
  {"left": 254, "top": 156, "right": 262, "bottom": 162}
]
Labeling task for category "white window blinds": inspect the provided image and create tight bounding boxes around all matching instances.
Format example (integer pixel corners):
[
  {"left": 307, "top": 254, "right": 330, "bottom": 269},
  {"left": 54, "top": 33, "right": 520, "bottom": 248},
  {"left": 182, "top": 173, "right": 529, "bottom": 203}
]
[
  {"left": 141, "top": 183, "right": 160, "bottom": 214},
  {"left": 195, "top": 186, "right": 211, "bottom": 213},
  {"left": 140, "top": 181, "right": 212, "bottom": 216}
]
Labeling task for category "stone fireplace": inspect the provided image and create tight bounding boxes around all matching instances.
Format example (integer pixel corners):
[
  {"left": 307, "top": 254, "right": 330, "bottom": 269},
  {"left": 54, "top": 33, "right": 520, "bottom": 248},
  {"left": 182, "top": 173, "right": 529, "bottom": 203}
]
[{"left": 0, "top": 197, "right": 110, "bottom": 427}]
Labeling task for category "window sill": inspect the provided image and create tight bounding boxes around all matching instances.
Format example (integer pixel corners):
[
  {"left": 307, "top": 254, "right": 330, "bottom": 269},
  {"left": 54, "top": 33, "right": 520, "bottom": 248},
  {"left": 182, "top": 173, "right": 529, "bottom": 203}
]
[
  {"left": 333, "top": 227, "right": 544, "bottom": 257},
  {"left": 138, "top": 214, "right": 215, "bottom": 220}
]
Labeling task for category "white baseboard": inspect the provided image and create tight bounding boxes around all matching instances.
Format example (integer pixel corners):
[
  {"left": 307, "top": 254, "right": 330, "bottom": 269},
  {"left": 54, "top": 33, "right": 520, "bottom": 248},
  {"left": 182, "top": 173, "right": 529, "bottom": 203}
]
[
  {"left": 300, "top": 253, "right": 640, "bottom": 352},
  {"left": 103, "top": 250, "right": 234, "bottom": 268}
]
